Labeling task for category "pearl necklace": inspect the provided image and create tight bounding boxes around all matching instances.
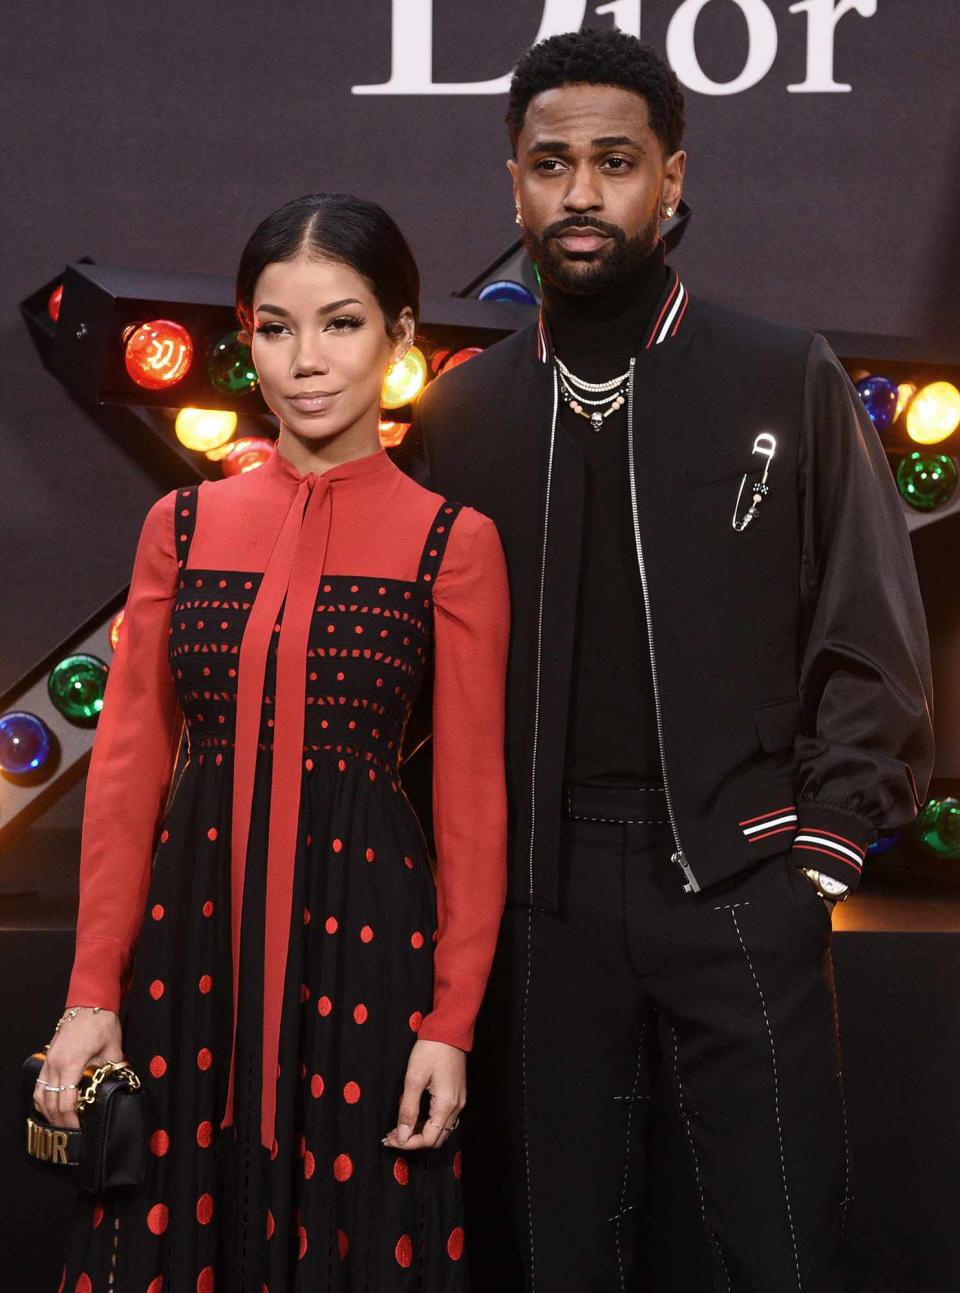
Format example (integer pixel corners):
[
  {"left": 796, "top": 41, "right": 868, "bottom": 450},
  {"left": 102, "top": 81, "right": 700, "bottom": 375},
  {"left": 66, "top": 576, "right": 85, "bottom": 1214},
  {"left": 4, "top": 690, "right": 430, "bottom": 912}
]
[{"left": 555, "top": 356, "right": 630, "bottom": 431}]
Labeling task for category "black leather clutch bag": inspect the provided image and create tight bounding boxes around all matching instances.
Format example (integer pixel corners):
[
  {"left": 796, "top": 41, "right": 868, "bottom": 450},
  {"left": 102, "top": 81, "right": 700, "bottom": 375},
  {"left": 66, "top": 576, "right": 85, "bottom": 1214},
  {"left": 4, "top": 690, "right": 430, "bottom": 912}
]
[{"left": 22, "top": 1050, "right": 146, "bottom": 1194}]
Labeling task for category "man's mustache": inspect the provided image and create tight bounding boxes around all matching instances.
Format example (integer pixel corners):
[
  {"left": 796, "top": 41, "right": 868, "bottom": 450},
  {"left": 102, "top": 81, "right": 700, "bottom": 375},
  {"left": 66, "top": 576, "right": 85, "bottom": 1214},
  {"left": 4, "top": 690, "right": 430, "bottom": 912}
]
[{"left": 543, "top": 216, "right": 625, "bottom": 244}]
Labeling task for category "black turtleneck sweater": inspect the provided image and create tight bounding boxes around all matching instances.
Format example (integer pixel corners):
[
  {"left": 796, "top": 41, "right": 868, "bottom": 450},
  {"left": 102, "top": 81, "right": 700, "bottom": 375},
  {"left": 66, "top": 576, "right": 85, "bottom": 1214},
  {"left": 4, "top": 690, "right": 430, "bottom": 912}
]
[{"left": 542, "top": 243, "right": 668, "bottom": 786}]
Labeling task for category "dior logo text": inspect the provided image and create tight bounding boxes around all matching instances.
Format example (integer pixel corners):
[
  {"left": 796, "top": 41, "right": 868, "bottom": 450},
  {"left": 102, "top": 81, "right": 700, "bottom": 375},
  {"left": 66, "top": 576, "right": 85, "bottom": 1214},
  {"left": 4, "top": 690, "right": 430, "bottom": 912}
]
[
  {"left": 27, "top": 1118, "right": 69, "bottom": 1164},
  {"left": 353, "top": 0, "right": 877, "bottom": 98}
]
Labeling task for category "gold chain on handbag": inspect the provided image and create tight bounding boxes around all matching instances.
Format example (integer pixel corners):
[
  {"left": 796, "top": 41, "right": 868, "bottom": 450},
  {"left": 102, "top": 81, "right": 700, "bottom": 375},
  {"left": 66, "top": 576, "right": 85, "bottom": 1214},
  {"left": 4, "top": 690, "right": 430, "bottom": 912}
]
[{"left": 76, "top": 1062, "right": 141, "bottom": 1112}]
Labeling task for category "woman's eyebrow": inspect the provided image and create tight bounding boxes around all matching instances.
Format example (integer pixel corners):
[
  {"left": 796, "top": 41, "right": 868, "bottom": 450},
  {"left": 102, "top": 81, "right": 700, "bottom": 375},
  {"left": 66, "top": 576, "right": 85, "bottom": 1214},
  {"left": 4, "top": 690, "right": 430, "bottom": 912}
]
[{"left": 255, "top": 298, "right": 363, "bottom": 317}]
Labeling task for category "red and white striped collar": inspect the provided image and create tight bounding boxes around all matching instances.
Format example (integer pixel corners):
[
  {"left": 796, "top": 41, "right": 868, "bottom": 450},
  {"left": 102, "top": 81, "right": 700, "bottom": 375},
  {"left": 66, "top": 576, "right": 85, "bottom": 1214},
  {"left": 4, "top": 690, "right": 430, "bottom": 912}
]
[{"left": 535, "top": 267, "right": 689, "bottom": 365}]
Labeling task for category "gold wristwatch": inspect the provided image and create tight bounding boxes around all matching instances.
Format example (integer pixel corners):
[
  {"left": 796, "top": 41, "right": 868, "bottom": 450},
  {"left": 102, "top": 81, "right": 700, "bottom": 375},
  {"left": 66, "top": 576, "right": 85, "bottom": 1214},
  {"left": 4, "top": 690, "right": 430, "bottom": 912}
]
[{"left": 800, "top": 868, "right": 850, "bottom": 902}]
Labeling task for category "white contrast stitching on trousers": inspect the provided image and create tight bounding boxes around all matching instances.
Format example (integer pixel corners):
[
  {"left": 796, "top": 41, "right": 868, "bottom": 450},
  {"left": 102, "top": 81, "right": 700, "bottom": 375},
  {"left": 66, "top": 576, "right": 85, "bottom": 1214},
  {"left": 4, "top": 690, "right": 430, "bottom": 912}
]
[
  {"left": 838, "top": 1071, "right": 854, "bottom": 1225},
  {"left": 613, "top": 1021, "right": 648, "bottom": 1292},
  {"left": 670, "top": 1023, "right": 732, "bottom": 1293},
  {"left": 521, "top": 908, "right": 537, "bottom": 1291},
  {"left": 568, "top": 813, "right": 668, "bottom": 825},
  {"left": 730, "top": 910, "right": 804, "bottom": 1291}
]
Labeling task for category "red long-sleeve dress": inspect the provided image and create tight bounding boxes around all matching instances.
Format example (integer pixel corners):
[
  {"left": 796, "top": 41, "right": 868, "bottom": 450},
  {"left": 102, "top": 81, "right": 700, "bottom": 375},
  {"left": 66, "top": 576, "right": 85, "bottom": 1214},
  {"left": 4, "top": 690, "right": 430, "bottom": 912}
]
[{"left": 58, "top": 445, "right": 509, "bottom": 1292}]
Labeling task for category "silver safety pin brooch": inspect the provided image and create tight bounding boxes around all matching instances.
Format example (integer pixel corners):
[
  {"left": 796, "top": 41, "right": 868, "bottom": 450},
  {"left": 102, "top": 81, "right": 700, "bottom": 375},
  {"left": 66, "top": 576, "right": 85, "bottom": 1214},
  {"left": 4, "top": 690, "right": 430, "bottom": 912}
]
[{"left": 732, "top": 433, "right": 777, "bottom": 532}]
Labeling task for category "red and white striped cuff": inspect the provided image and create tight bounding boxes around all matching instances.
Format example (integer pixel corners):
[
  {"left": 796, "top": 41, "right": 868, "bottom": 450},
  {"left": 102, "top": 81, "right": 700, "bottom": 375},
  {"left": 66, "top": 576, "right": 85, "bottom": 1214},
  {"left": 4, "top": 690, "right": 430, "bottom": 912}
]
[{"left": 787, "top": 804, "right": 875, "bottom": 889}]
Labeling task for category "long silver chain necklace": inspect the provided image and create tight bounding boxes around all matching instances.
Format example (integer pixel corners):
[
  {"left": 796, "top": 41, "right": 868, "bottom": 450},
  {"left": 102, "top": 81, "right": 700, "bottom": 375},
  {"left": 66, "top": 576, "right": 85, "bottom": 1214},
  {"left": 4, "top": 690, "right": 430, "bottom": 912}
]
[{"left": 555, "top": 355, "right": 630, "bottom": 431}]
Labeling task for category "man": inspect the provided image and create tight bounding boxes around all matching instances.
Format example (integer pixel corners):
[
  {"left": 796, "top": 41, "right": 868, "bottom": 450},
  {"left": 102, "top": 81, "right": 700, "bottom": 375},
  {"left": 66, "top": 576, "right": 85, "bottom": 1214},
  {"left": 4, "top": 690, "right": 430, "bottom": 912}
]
[{"left": 397, "top": 28, "right": 933, "bottom": 1293}]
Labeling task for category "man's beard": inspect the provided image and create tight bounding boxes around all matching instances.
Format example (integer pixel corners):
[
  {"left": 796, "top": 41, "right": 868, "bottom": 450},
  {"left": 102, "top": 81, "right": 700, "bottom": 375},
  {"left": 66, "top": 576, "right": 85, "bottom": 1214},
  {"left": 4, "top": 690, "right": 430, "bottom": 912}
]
[{"left": 522, "top": 212, "right": 660, "bottom": 296}]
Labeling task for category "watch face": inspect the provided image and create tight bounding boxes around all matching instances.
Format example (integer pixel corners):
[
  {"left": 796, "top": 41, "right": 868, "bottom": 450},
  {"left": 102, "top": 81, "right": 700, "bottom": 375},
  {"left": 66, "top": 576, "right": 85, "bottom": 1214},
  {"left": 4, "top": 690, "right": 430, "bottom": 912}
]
[{"left": 817, "top": 873, "right": 849, "bottom": 897}]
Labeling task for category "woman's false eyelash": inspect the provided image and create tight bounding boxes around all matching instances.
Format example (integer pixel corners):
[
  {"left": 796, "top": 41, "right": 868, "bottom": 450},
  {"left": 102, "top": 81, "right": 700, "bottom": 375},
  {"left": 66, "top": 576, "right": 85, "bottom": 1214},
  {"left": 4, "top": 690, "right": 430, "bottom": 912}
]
[{"left": 254, "top": 315, "right": 364, "bottom": 338}]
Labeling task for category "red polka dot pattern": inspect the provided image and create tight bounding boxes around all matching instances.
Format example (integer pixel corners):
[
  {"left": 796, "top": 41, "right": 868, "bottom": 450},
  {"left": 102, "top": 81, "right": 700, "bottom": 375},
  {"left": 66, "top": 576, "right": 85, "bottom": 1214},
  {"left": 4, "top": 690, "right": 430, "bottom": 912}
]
[
  {"left": 92, "top": 1202, "right": 104, "bottom": 1229},
  {"left": 74, "top": 1277, "right": 92, "bottom": 1293},
  {"left": 266, "top": 1209, "right": 275, "bottom": 1239},
  {"left": 447, "top": 1226, "right": 465, "bottom": 1261},
  {"left": 146, "top": 1203, "right": 169, "bottom": 1235},
  {"left": 149, "top": 1055, "right": 167, "bottom": 1079},
  {"left": 149, "top": 979, "right": 165, "bottom": 1000},
  {"left": 395, "top": 1235, "right": 414, "bottom": 1268},
  {"left": 147, "top": 1279, "right": 164, "bottom": 1293},
  {"left": 149, "top": 500, "right": 468, "bottom": 1283},
  {"left": 453, "top": 1149, "right": 463, "bottom": 1179},
  {"left": 149, "top": 1129, "right": 170, "bottom": 1157}
]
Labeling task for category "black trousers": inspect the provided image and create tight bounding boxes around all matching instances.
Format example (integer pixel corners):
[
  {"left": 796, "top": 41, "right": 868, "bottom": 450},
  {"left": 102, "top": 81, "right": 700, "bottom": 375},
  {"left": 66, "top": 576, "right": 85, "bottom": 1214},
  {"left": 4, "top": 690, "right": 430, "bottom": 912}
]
[{"left": 467, "top": 805, "right": 850, "bottom": 1292}]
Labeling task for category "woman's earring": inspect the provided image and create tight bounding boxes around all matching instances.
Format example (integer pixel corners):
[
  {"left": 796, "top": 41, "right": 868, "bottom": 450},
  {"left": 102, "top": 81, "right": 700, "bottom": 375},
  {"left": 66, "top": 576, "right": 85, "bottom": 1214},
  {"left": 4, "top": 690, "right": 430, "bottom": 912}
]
[
  {"left": 515, "top": 209, "right": 523, "bottom": 227},
  {"left": 662, "top": 205, "right": 675, "bottom": 219}
]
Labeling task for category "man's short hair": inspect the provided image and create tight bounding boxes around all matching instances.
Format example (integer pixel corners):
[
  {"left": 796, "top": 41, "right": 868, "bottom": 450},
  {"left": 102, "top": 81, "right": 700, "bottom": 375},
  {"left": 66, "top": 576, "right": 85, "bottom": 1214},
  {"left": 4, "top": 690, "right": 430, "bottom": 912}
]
[{"left": 506, "top": 28, "right": 686, "bottom": 156}]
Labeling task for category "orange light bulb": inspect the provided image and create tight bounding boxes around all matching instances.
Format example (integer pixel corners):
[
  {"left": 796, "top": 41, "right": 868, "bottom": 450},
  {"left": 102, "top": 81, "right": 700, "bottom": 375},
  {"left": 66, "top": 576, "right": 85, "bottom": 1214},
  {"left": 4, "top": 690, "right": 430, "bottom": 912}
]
[{"left": 378, "top": 421, "right": 411, "bottom": 448}]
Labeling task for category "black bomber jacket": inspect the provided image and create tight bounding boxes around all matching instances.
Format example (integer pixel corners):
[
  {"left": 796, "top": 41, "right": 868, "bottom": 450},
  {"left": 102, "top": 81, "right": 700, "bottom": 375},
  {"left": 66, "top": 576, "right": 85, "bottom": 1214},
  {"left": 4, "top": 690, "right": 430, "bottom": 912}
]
[{"left": 396, "top": 267, "right": 934, "bottom": 908}]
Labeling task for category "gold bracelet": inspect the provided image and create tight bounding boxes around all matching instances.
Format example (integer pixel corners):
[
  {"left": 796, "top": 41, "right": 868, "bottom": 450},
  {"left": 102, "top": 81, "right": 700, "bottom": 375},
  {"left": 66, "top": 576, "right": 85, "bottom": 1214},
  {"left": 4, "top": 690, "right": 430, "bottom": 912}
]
[{"left": 51, "top": 1005, "right": 103, "bottom": 1042}]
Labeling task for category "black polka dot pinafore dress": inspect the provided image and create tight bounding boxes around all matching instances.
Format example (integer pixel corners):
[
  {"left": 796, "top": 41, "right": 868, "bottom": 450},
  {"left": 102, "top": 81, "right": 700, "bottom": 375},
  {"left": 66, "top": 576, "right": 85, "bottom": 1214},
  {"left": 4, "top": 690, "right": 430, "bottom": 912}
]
[{"left": 57, "top": 485, "right": 469, "bottom": 1293}]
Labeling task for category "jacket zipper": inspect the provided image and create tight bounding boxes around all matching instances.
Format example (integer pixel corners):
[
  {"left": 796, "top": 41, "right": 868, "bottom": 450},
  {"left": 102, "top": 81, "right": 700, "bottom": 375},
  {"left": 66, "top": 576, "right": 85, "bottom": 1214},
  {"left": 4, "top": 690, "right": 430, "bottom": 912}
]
[
  {"left": 625, "top": 358, "right": 700, "bottom": 893},
  {"left": 528, "top": 371, "right": 560, "bottom": 902}
]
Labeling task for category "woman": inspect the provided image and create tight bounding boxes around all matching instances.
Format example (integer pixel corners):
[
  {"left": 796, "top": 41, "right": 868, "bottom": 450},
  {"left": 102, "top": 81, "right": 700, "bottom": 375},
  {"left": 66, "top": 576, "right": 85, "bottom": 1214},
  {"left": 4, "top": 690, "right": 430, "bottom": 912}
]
[{"left": 38, "top": 193, "right": 509, "bottom": 1291}]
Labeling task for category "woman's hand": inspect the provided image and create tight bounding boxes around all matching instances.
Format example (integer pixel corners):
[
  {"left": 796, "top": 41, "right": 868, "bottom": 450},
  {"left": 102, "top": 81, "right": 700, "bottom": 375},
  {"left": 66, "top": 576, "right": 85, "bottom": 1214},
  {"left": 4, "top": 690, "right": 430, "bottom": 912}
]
[
  {"left": 383, "top": 1039, "right": 466, "bottom": 1152},
  {"left": 33, "top": 1008, "right": 124, "bottom": 1130}
]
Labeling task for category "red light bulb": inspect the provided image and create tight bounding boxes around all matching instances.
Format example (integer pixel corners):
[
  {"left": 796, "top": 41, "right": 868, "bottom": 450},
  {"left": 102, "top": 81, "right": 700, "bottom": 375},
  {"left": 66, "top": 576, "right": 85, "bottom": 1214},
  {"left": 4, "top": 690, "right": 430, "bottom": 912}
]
[
  {"left": 441, "top": 347, "right": 483, "bottom": 373},
  {"left": 222, "top": 437, "right": 274, "bottom": 476},
  {"left": 124, "top": 320, "right": 193, "bottom": 390}
]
